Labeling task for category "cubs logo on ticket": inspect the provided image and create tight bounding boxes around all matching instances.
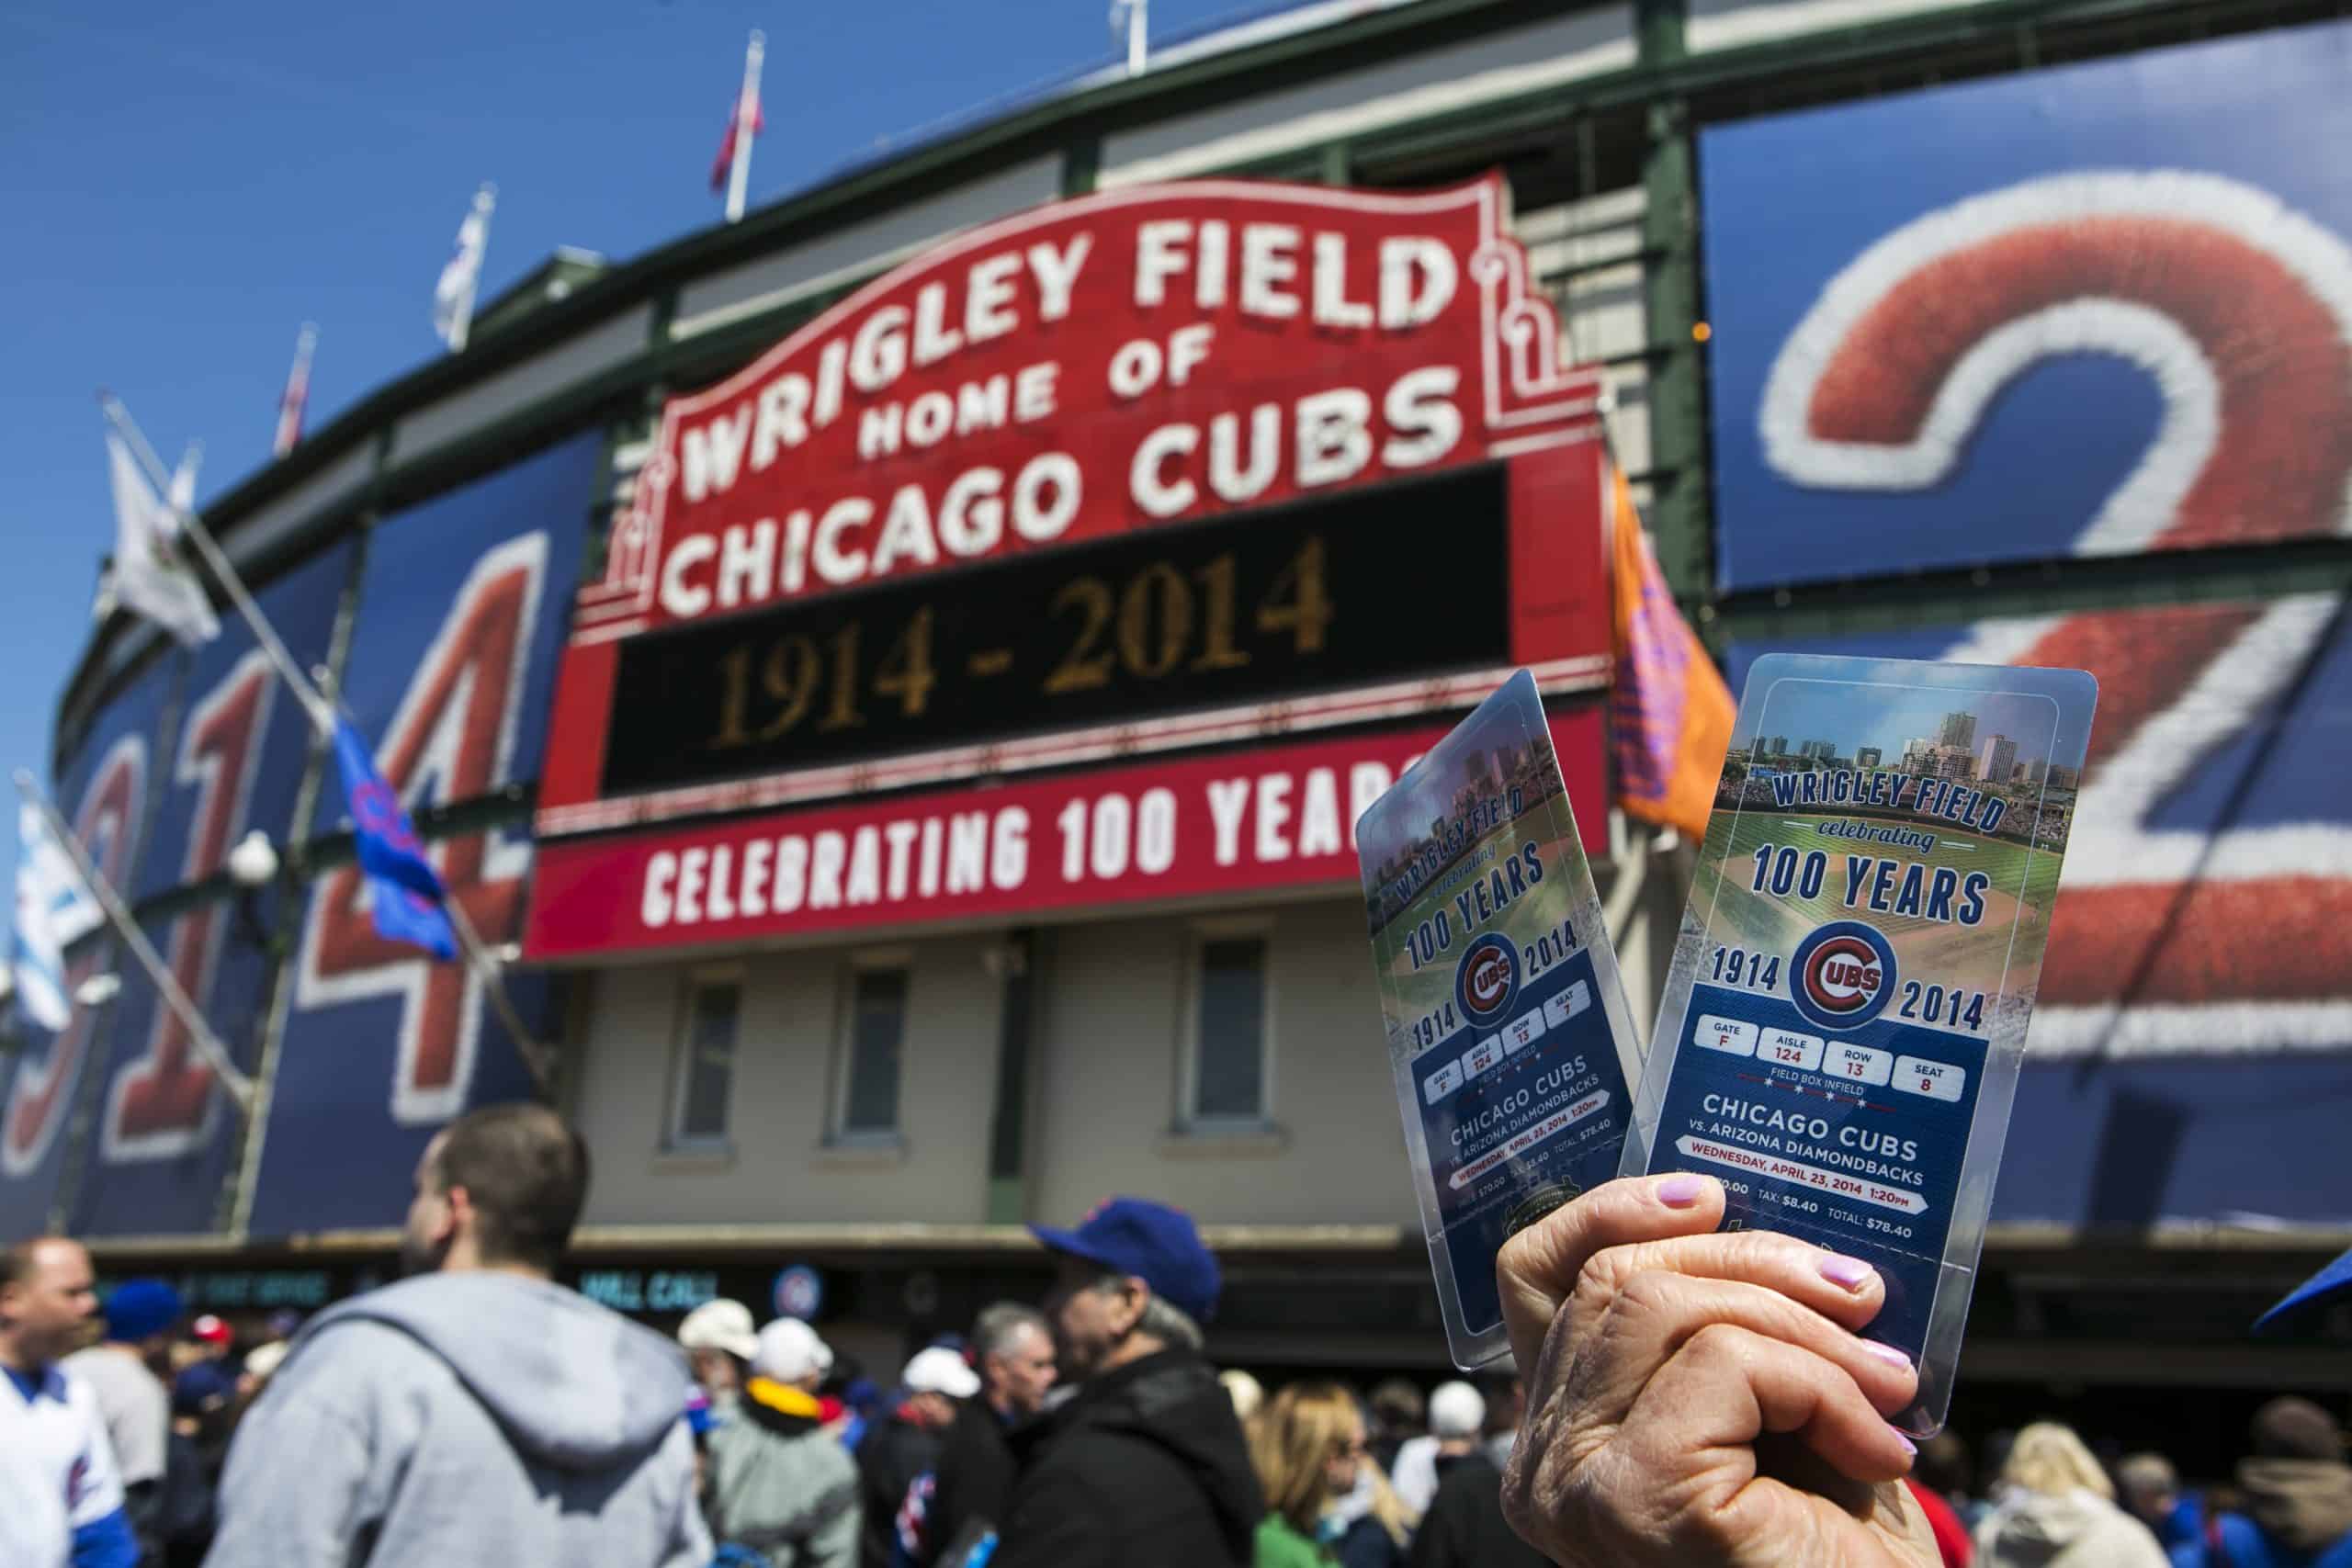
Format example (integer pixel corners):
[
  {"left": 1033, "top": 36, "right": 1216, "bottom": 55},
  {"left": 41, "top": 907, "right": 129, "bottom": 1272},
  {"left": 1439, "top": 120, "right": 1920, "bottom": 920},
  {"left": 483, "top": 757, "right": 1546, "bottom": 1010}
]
[
  {"left": 1358, "top": 671, "right": 1646, "bottom": 1370},
  {"left": 1623, "top": 654, "right": 2097, "bottom": 1435}
]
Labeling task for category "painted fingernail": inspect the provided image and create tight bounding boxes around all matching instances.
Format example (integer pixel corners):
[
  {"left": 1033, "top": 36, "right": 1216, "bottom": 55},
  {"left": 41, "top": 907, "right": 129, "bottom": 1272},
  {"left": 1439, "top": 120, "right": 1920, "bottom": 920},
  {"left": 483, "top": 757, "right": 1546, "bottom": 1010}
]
[
  {"left": 1860, "top": 1340, "right": 1913, "bottom": 1371},
  {"left": 1818, "top": 1254, "right": 1876, "bottom": 1291},
  {"left": 1656, "top": 1174, "right": 1708, "bottom": 1208},
  {"left": 1890, "top": 1425, "right": 1917, "bottom": 1457}
]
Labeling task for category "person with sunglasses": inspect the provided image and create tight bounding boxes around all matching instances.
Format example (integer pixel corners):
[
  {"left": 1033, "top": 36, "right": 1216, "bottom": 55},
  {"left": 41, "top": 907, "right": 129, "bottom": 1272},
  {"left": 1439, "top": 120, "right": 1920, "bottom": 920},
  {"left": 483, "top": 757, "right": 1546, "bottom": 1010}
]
[{"left": 1248, "top": 1382, "right": 1377, "bottom": 1568}]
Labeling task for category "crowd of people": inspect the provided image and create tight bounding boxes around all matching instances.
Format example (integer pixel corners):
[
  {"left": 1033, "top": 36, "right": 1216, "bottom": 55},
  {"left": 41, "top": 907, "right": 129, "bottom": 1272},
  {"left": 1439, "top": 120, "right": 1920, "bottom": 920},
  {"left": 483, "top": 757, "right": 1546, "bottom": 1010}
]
[
  {"left": 2, "top": 1243, "right": 310, "bottom": 1566},
  {"left": 5, "top": 1103, "right": 2347, "bottom": 1568}
]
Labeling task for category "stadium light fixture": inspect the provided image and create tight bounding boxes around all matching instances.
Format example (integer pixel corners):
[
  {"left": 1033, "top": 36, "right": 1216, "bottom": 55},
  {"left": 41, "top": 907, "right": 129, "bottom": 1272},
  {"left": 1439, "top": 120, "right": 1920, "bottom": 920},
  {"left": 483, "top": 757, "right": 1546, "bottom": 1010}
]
[{"left": 227, "top": 829, "right": 280, "bottom": 889}]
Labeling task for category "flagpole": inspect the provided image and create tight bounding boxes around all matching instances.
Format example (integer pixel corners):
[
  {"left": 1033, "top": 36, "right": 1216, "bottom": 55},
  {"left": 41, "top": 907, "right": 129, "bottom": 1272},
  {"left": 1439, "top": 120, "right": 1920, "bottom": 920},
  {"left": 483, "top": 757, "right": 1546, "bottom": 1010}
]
[
  {"left": 101, "top": 393, "right": 334, "bottom": 732},
  {"left": 726, "top": 30, "right": 764, "bottom": 225},
  {"left": 96, "top": 393, "right": 560, "bottom": 1100},
  {"left": 443, "top": 897, "right": 558, "bottom": 1098},
  {"left": 14, "top": 772, "right": 255, "bottom": 1113}
]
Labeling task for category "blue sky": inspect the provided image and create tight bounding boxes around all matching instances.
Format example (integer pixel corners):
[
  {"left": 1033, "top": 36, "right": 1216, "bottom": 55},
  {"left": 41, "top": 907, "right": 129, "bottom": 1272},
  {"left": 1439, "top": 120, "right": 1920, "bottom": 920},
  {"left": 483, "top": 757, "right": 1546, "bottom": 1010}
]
[{"left": 0, "top": 0, "right": 1279, "bottom": 904}]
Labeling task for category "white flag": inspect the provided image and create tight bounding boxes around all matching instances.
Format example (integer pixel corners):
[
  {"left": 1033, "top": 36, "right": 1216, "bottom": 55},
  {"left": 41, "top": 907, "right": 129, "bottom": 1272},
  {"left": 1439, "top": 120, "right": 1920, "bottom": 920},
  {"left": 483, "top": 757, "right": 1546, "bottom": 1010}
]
[
  {"left": 160, "top": 441, "right": 199, "bottom": 543},
  {"left": 274, "top": 324, "right": 315, "bottom": 457},
  {"left": 434, "top": 186, "right": 495, "bottom": 350},
  {"left": 106, "top": 431, "right": 220, "bottom": 645},
  {"left": 13, "top": 802, "right": 99, "bottom": 1032}
]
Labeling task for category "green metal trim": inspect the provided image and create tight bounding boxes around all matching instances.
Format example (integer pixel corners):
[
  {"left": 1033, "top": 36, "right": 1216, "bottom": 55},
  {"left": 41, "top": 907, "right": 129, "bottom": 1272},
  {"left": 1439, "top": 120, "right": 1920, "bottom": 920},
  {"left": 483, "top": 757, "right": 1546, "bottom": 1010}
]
[
  {"left": 1638, "top": 0, "right": 1690, "bottom": 63},
  {"left": 1063, "top": 138, "right": 1102, "bottom": 197},
  {"left": 1201, "top": 146, "right": 1349, "bottom": 186},
  {"left": 1283, "top": 0, "right": 2308, "bottom": 179},
  {"left": 983, "top": 928, "right": 1038, "bottom": 1224},
  {"left": 471, "top": 251, "right": 614, "bottom": 345},
  {"left": 1319, "top": 141, "right": 1353, "bottom": 186},
  {"left": 1555, "top": 243, "right": 1668, "bottom": 285},
  {"left": 581, "top": 425, "right": 619, "bottom": 588},
  {"left": 1639, "top": 99, "right": 1712, "bottom": 605},
  {"left": 1718, "top": 537, "right": 2352, "bottom": 645}
]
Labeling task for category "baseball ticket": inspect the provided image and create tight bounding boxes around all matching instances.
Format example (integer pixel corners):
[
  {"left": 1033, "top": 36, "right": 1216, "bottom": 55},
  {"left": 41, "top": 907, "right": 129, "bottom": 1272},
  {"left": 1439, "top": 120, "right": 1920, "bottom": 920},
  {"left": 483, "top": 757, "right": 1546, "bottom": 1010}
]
[
  {"left": 1623, "top": 653, "right": 2097, "bottom": 1434},
  {"left": 1357, "top": 671, "right": 1645, "bottom": 1369}
]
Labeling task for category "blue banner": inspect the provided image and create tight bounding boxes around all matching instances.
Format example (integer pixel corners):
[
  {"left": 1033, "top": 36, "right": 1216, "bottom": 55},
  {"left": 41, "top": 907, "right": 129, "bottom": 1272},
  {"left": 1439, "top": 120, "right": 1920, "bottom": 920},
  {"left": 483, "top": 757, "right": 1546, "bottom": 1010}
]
[
  {"left": 254, "top": 434, "right": 594, "bottom": 1235},
  {"left": 71, "top": 543, "right": 351, "bottom": 1238},
  {"left": 0, "top": 654, "right": 179, "bottom": 1237},
  {"left": 1702, "top": 20, "right": 2352, "bottom": 591},
  {"left": 311, "top": 433, "right": 594, "bottom": 830},
  {"left": 130, "top": 542, "right": 349, "bottom": 900},
  {"left": 1726, "top": 599, "right": 2352, "bottom": 1230}
]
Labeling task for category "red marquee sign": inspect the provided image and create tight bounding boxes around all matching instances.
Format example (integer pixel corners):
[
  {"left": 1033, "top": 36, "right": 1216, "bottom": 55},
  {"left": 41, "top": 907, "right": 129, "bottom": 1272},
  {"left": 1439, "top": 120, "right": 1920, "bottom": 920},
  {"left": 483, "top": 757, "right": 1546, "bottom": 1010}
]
[
  {"left": 525, "top": 176, "right": 1616, "bottom": 956},
  {"left": 524, "top": 709, "right": 1605, "bottom": 960},
  {"left": 576, "top": 175, "right": 1598, "bottom": 642}
]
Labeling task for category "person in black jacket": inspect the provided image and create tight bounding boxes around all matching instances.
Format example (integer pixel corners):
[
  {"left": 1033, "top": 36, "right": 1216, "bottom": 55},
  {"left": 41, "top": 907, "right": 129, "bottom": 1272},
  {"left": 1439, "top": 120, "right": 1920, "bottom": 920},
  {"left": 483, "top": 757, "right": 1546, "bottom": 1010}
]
[
  {"left": 993, "top": 1198, "right": 1264, "bottom": 1568},
  {"left": 855, "top": 1348, "right": 975, "bottom": 1568},
  {"left": 1408, "top": 1424, "right": 1552, "bottom": 1568},
  {"left": 904, "top": 1303, "right": 1058, "bottom": 1565}
]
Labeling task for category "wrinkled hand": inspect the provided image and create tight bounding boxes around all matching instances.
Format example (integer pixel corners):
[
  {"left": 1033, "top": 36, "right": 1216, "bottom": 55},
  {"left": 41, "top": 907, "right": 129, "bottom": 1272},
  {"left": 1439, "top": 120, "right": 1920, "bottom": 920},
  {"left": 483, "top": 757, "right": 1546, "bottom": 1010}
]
[{"left": 1496, "top": 1174, "right": 1939, "bottom": 1568}]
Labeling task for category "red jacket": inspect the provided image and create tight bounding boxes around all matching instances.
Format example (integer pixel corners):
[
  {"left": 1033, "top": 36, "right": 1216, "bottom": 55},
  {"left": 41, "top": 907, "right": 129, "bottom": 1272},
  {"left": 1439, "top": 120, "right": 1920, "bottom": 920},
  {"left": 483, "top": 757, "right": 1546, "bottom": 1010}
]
[{"left": 1908, "top": 1478, "right": 1974, "bottom": 1568}]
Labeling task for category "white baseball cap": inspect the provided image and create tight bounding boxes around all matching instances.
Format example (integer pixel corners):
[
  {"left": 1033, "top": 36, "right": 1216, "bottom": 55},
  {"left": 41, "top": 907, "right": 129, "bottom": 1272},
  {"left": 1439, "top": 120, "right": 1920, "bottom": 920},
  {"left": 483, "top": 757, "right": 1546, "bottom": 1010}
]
[
  {"left": 677, "top": 1299, "right": 760, "bottom": 1362},
  {"left": 753, "top": 1316, "right": 834, "bottom": 1385},
  {"left": 901, "top": 1346, "right": 982, "bottom": 1400},
  {"left": 1430, "top": 1380, "right": 1487, "bottom": 1438}
]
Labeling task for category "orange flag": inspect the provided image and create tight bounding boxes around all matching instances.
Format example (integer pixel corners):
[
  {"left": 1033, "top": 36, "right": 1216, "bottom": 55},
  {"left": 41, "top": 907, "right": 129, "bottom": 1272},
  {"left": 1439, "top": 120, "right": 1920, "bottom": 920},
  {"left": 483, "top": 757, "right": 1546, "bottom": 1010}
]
[{"left": 1609, "top": 466, "right": 1733, "bottom": 840}]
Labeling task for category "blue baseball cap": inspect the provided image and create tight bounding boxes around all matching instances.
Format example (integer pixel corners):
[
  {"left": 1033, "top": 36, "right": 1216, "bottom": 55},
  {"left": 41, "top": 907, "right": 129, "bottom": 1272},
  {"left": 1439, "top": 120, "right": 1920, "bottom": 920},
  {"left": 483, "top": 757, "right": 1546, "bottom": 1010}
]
[
  {"left": 102, "top": 1280, "right": 184, "bottom": 1344},
  {"left": 2256, "top": 1245, "right": 2352, "bottom": 1334},
  {"left": 174, "top": 1360, "right": 236, "bottom": 1416},
  {"left": 1031, "top": 1197, "right": 1221, "bottom": 1324}
]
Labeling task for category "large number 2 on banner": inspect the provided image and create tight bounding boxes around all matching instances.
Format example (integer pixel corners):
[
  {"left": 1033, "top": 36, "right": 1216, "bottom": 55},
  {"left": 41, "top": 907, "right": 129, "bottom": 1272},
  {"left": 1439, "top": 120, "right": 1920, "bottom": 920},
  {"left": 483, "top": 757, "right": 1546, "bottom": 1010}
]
[
  {"left": 296, "top": 536, "right": 546, "bottom": 1123},
  {"left": 2, "top": 739, "right": 149, "bottom": 1177},
  {"left": 102, "top": 652, "right": 277, "bottom": 1160},
  {"left": 1764, "top": 171, "right": 2352, "bottom": 1052}
]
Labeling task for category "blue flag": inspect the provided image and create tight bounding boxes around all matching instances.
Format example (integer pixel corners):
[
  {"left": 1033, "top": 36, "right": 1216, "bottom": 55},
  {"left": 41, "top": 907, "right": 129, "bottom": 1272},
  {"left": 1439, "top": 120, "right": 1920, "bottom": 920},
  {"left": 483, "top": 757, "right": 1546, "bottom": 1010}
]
[{"left": 332, "top": 718, "right": 456, "bottom": 960}]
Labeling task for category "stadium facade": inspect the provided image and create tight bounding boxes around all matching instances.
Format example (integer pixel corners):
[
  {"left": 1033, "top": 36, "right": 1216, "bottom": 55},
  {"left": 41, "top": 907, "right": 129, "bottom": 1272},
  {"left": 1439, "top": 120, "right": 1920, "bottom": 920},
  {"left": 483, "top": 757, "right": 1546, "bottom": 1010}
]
[{"left": 14, "top": 0, "right": 2349, "bottom": 1449}]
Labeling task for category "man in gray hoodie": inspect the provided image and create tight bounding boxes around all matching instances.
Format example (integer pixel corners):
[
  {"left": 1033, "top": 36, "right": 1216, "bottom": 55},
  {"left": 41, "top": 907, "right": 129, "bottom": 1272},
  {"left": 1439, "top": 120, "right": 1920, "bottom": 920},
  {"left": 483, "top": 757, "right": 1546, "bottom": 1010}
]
[{"left": 203, "top": 1103, "right": 711, "bottom": 1567}]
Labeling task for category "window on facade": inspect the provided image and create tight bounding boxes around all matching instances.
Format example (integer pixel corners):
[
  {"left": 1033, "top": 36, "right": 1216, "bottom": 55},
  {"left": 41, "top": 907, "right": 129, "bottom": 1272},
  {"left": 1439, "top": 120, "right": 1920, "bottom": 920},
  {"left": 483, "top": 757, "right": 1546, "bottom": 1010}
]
[
  {"left": 668, "top": 978, "right": 740, "bottom": 1147},
  {"left": 1191, "top": 936, "right": 1269, "bottom": 1123},
  {"left": 839, "top": 969, "right": 908, "bottom": 1138}
]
